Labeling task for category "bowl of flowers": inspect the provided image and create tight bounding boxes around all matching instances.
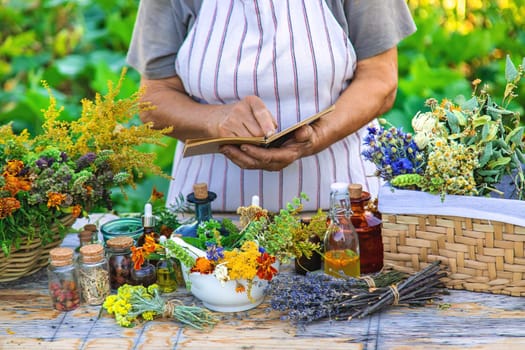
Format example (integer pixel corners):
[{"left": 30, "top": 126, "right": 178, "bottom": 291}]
[
  {"left": 0, "top": 70, "right": 171, "bottom": 282},
  {"left": 131, "top": 194, "right": 323, "bottom": 312}
]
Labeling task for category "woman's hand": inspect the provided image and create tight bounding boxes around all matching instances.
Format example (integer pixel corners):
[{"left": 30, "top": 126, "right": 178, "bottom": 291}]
[{"left": 219, "top": 123, "right": 319, "bottom": 171}]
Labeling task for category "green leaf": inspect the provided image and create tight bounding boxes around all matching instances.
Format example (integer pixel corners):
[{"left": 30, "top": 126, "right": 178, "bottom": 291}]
[
  {"left": 445, "top": 110, "right": 460, "bottom": 134},
  {"left": 487, "top": 157, "right": 511, "bottom": 169},
  {"left": 505, "top": 126, "right": 524, "bottom": 145},
  {"left": 505, "top": 54, "right": 518, "bottom": 82},
  {"left": 478, "top": 142, "right": 493, "bottom": 167}
]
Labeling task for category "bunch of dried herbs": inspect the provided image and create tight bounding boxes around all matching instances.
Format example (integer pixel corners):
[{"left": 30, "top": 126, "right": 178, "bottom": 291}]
[{"left": 268, "top": 261, "right": 447, "bottom": 324}]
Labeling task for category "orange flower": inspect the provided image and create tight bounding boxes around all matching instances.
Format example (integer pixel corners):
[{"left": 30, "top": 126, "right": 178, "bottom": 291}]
[
  {"left": 46, "top": 192, "right": 67, "bottom": 209},
  {"left": 131, "top": 246, "right": 145, "bottom": 270},
  {"left": 149, "top": 186, "right": 164, "bottom": 202},
  {"left": 256, "top": 252, "right": 277, "bottom": 281},
  {"left": 71, "top": 205, "right": 82, "bottom": 218},
  {"left": 0, "top": 197, "right": 21, "bottom": 219},
  {"left": 235, "top": 281, "right": 246, "bottom": 293},
  {"left": 190, "top": 257, "right": 214, "bottom": 274},
  {"left": 143, "top": 233, "right": 158, "bottom": 254}
]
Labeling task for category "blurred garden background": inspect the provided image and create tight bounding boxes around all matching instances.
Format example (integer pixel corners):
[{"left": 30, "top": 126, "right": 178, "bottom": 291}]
[{"left": 1, "top": 0, "right": 524, "bottom": 213}]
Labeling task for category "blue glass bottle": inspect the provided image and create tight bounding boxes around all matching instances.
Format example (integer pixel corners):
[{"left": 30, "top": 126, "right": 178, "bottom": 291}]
[{"left": 174, "top": 183, "right": 216, "bottom": 237}]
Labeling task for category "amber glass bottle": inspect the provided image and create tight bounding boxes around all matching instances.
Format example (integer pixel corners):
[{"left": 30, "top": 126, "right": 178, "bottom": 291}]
[
  {"left": 323, "top": 182, "right": 360, "bottom": 278},
  {"left": 349, "top": 184, "right": 383, "bottom": 274}
]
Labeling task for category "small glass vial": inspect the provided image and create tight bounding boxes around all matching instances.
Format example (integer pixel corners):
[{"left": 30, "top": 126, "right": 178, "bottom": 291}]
[
  {"left": 106, "top": 236, "right": 134, "bottom": 290},
  {"left": 131, "top": 262, "right": 156, "bottom": 287},
  {"left": 47, "top": 247, "right": 81, "bottom": 311},
  {"left": 156, "top": 259, "right": 180, "bottom": 293},
  {"left": 78, "top": 244, "right": 111, "bottom": 305},
  {"left": 349, "top": 184, "right": 384, "bottom": 274},
  {"left": 324, "top": 182, "right": 360, "bottom": 278}
]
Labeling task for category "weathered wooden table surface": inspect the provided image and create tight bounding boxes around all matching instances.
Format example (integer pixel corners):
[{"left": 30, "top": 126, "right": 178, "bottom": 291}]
[{"left": 2, "top": 216, "right": 525, "bottom": 350}]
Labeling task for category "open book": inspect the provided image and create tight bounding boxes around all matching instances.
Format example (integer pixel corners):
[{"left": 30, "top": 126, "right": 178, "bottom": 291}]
[{"left": 183, "top": 105, "right": 335, "bottom": 157}]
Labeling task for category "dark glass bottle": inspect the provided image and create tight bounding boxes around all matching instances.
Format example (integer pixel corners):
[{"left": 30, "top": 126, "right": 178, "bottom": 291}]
[
  {"left": 174, "top": 183, "right": 216, "bottom": 237},
  {"left": 324, "top": 182, "right": 360, "bottom": 278},
  {"left": 349, "top": 184, "right": 383, "bottom": 274}
]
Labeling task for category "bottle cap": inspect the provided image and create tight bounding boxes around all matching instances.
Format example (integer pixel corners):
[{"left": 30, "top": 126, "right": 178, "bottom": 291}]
[
  {"left": 79, "top": 243, "right": 105, "bottom": 263},
  {"left": 142, "top": 202, "right": 156, "bottom": 227},
  {"left": 78, "top": 230, "right": 94, "bottom": 243},
  {"left": 50, "top": 247, "right": 74, "bottom": 266},
  {"left": 349, "top": 184, "right": 363, "bottom": 199},
  {"left": 193, "top": 183, "right": 208, "bottom": 200},
  {"left": 106, "top": 236, "right": 134, "bottom": 249},
  {"left": 83, "top": 224, "right": 97, "bottom": 232}
]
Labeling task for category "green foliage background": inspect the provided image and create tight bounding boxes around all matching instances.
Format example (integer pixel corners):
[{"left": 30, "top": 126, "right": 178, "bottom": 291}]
[{"left": 1, "top": 0, "right": 525, "bottom": 213}]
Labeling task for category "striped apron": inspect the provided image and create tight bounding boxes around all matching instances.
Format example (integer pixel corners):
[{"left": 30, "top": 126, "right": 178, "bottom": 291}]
[{"left": 169, "top": 0, "right": 380, "bottom": 212}]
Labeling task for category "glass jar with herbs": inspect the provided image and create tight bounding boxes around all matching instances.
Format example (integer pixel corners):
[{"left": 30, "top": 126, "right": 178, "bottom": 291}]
[
  {"left": 106, "top": 236, "right": 134, "bottom": 290},
  {"left": 47, "top": 247, "right": 81, "bottom": 311},
  {"left": 78, "top": 243, "right": 111, "bottom": 305}
]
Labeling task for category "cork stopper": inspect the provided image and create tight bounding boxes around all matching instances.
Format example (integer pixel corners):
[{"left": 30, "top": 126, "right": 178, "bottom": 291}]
[
  {"left": 193, "top": 183, "right": 208, "bottom": 200},
  {"left": 83, "top": 224, "right": 98, "bottom": 232},
  {"left": 349, "top": 183, "right": 363, "bottom": 199},
  {"left": 50, "top": 247, "right": 74, "bottom": 267},
  {"left": 79, "top": 243, "right": 105, "bottom": 263},
  {"left": 106, "top": 236, "right": 133, "bottom": 250}
]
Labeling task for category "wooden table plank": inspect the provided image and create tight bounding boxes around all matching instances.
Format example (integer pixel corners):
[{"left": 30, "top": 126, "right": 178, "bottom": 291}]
[{"left": 2, "top": 229, "right": 525, "bottom": 349}]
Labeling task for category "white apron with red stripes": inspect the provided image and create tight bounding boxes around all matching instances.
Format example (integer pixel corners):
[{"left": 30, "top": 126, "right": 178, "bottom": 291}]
[{"left": 169, "top": 0, "right": 380, "bottom": 212}]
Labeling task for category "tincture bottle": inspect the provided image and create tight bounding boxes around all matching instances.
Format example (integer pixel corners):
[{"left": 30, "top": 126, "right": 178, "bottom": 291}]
[
  {"left": 137, "top": 202, "right": 157, "bottom": 247},
  {"left": 47, "top": 247, "right": 81, "bottom": 311},
  {"left": 324, "top": 182, "right": 360, "bottom": 278},
  {"left": 174, "top": 183, "right": 217, "bottom": 237},
  {"left": 349, "top": 184, "right": 384, "bottom": 274},
  {"left": 294, "top": 217, "right": 323, "bottom": 275},
  {"left": 78, "top": 244, "right": 110, "bottom": 305},
  {"left": 106, "top": 236, "right": 134, "bottom": 290},
  {"left": 156, "top": 259, "right": 180, "bottom": 293}
]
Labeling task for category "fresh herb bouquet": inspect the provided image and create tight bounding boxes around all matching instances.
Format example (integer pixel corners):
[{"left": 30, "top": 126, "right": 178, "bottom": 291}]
[
  {"left": 0, "top": 69, "right": 171, "bottom": 256},
  {"left": 363, "top": 55, "right": 525, "bottom": 200}
]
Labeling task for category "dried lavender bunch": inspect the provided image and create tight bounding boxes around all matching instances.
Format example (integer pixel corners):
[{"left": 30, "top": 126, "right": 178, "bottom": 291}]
[
  {"left": 268, "top": 262, "right": 447, "bottom": 324},
  {"left": 268, "top": 269, "right": 407, "bottom": 323}
]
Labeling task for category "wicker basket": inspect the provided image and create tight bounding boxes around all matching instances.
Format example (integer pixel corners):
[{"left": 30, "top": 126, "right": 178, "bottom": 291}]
[
  {"left": 378, "top": 185, "right": 525, "bottom": 297},
  {"left": 0, "top": 215, "right": 76, "bottom": 283}
]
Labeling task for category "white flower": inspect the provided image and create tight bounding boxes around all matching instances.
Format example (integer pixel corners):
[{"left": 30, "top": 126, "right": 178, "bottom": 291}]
[
  {"left": 412, "top": 111, "right": 437, "bottom": 134},
  {"left": 414, "top": 132, "right": 429, "bottom": 149},
  {"left": 159, "top": 235, "right": 167, "bottom": 244},
  {"left": 213, "top": 263, "right": 230, "bottom": 286}
]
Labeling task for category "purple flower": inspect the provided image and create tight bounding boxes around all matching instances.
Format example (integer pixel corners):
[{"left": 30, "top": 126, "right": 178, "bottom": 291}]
[
  {"left": 205, "top": 242, "right": 224, "bottom": 261},
  {"left": 76, "top": 152, "right": 97, "bottom": 170}
]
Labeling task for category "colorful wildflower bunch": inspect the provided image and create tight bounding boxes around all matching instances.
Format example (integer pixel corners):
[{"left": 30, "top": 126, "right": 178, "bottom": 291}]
[
  {"left": 102, "top": 283, "right": 217, "bottom": 329},
  {"left": 363, "top": 55, "right": 525, "bottom": 200},
  {"left": 0, "top": 69, "right": 171, "bottom": 256}
]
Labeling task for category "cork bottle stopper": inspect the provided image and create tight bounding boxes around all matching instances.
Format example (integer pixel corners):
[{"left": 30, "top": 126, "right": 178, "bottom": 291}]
[
  {"left": 193, "top": 183, "right": 208, "bottom": 200},
  {"left": 106, "top": 236, "right": 133, "bottom": 249},
  {"left": 50, "top": 247, "right": 74, "bottom": 267},
  {"left": 84, "top": 224, "right": 97, "bottom": 232},
  {"left": 349, "top": 184, "right": 363, "bottom": 199},
  {"left": 79, "top": 243, "right": 105, "bottom": 263}
]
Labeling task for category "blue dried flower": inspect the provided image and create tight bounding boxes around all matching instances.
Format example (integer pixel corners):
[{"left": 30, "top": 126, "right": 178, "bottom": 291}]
[{"left": 205, "top": 242, "right": 224, "bottom": 261}]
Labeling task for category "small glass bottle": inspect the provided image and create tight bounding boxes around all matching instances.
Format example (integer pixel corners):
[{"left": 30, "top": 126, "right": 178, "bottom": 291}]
[
  {"left": 47, "top": 247, "right": 81, "bottom": 311},
  {"left": 78, "top": 243, "right": 111, "bottom": 305},
  {"left": 349, "top": 184, "right": 384, "bottom": 274},
  {"left": 294, "top": 217, "right": 323, "bottom": 275},
  {"left": 324, "top": 182, "right": 360, "bottom": 278},
  {"left": 131, "top": 262, "right": 156, "bottom": 287},
  {"left": 174, "top": 183, "right": 216, "bottom": 237},
  {"left": 156, "top": 259, "right": 180, "bottom": 293},
  {"left": 106, "top": 236, "right": 134, "bottom": 290}
]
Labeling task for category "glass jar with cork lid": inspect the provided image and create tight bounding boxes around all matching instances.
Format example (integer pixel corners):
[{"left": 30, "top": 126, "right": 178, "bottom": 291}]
[
  {"left": 78, "top": 243, "right": 110, "bottom": 305},
  {"left": 106, "top": 236, "right": 134, "bottom": 290},
  {"left": 47, "top": 247, "right": 81, "bottom": 311}
]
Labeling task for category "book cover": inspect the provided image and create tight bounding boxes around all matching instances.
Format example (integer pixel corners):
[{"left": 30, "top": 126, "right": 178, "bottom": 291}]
[{"left": 182, "top": 105, "right": 335, "bottom": 157}]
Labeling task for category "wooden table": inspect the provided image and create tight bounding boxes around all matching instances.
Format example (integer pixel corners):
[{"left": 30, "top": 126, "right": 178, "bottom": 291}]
[{"left": 2, "top": 217, "right": 525, "bottom": 350}]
